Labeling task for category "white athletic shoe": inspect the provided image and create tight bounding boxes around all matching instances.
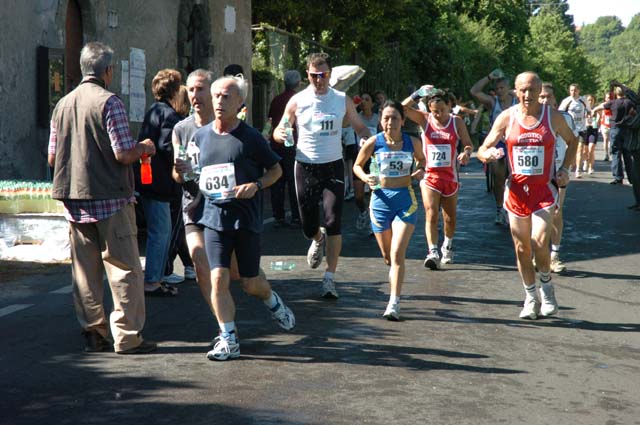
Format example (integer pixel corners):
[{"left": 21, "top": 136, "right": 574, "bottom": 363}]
[
  {"left": 184, "top": 266, "right": 196, "bottom": 280},
  {"left": 356, "top": 210, "right": 369, "bottom": 230},
  {"left": 441, "top": 247, "right": 454, "bottom": 264},
  {"left": 539, "top": 283, "right": 558, "bottom": 317},
  {"left": 269, "top": 291, "right": 296, "bottom": 330},
  {"left": 206, "top": 334, "right": 240, "bottom": 361},
  {"left": 519, "top": 295, "right": 540, "bottom": 320},
  {"left": 321, "top": 276, "right": 339, "bottom": 299},
  {"left": 163, "top": 273, "right": 185, "bottom": 284},
  {"left": 424, "top": 249, "right": 441, "bottom": 270},
  {"left": 383, "top": 303, "right": 400, "bottom": 321},
  {"left": 550, "top": 252, "right": 566, "bottom": 273},
  {"left": 307, "top": 227, "right": 326, "bottom": 269}
]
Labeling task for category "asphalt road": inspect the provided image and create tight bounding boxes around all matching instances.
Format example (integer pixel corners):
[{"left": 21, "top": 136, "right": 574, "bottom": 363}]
[{"left": 1, "top": 152, "right": 639, "bottom": 425}]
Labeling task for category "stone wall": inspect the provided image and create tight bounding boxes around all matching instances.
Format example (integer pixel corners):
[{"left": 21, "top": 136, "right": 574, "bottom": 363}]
[{"left": 0, "top": 0, "right": 252, "bottom": 180}]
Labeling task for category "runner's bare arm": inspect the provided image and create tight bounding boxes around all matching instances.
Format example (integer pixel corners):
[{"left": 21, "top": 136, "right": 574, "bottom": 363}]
[
  {"left": 273, "top": 99, "right": 297, "bottom": 144},
  {"left": 477, "top": 110, "right": 508, "bottom": 163},
  {"left": 410, "top": 136, "right": 426, "bottom": 180},
  {"left": 470, "top": 76, "right": 495, "bottom": 109},
  {"left": 551, "top": 109, "right": 579, "bottom": 187},
  {"left": 346, "top": 96, "right": 371, "bottom": 142},
  {"left": 455, "top": 117, "right": 474, "bottom": 166},
  {"left": 235, "top": 162, "right": 282, "bottom": 199},
  {"left": 353, "top": 136, "right": 377, "bottom": 187},
  {"left": 400, "top": 96, "right": 428, "bottom": 128}
]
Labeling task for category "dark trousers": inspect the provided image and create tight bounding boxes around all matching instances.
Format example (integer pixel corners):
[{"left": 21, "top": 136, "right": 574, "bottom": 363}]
[
  {"left": 610, "top": 127, "right": 626, "bottom": 181},
  {"left": 623, "top": 149, "right": 640, "bottom": 204},
  {"left": 270, "top": 147, "right": 299, "bottom": 221},
  {"left": 165, "top": 196, "right": 193, "bottom": 276}
]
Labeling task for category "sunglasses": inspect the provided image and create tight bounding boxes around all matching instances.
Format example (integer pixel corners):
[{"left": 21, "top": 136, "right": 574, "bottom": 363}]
[{"left": 308, "top": 71, "right": 330, "bottom": 80}]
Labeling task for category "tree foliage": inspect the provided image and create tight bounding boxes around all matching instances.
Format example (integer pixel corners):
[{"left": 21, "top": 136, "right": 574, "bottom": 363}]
[
  {"left": 577, "top": 13, "right": 640, "bottom": 96},
  {"left": 252, "top": 1, "right": 637, "bottom": 103},
  {"left": 526, "top": 10, "right": 597, "bottom": 95}
]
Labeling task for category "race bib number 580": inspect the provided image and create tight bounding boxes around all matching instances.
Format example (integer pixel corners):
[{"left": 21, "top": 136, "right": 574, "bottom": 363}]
[
  {"left": 513, "top": 146, "right": 544, "bottom": 176},
  {"left": 199, "top": 163, "right": 236, "bottom": 199}
]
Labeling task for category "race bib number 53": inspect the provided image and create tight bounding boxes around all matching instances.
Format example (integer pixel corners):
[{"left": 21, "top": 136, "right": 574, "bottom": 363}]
[{"left": 199, "top": 163, "right": 236, "bottom": 199}]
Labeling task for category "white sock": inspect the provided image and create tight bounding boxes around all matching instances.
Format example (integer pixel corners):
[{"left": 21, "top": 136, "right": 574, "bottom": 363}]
[
  {"left": 428, "top": 244, "right": 438, "bottom": 252},
  {"left": 523, "top": 282, "right": 537, "bottom": 298},
  {"left": 389, "top": 295, "right": 400, "bottom": 305},
  {"left": 324, "top": 271, "right": 334, "bottom": 280},
  {"left": 264, "top": 291, "right": 279, "bottom": 310},
  {"left": 443, "top": 237, "right": 453, "bottom": 251},
  {"left": 551, "top": 244, "right": 560, "bottom": 253},
  {"left": 539, "top": 272, "right": 551, "bottom": 284},
  {"left": 219, "top": 321, "right": 236, "bottom": 340}
]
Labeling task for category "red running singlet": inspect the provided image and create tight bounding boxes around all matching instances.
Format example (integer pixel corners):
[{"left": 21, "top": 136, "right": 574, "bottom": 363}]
[
  {"left": 422, "top": 115, "right": 460, "bottom": 196},
  {"left": 504, "top": 104, "right": 558, "bottom": 217}
]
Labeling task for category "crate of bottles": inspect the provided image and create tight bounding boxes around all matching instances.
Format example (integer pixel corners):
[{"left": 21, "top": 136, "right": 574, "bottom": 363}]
[{"left": 0, "top": 180, "right": 64, "bottom": 214}]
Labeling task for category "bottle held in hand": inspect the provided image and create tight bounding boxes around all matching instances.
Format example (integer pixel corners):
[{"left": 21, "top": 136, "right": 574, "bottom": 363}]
[
  {"left": 489, "top": 68, "right": 505, "bottom": 80},
  {"left": 178, "top": 145, "right": 195, "bottom": 182},
  {"left": 140, "top": 154, "right": 152, "bottom": 185},
  {"left": 283, "top": 117, "right": 294, "bottom": 147}
]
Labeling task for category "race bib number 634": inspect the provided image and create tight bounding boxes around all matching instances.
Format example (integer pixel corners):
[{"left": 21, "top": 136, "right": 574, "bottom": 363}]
[{"left": 199, "top": 163, "right": 236, "bottom": 199}]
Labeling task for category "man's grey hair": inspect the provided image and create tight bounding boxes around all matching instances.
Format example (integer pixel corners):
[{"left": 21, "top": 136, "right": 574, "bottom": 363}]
[
  {"left": 284, "top": 70, "right": 301, "bottom": 90},
  {"left": 187, "top": 69, "right": 214, "bottom": 86},
  {"left": 80, "top": 42, "right": 114, "bottom": 77},
  {"left": 211, "top": 75, "right": 248, "bottom": 101}
]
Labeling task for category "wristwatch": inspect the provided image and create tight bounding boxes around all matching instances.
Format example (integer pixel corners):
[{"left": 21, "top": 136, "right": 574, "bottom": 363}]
[{"left": 254, "top": 180, "right": 263, "bottom": 190}]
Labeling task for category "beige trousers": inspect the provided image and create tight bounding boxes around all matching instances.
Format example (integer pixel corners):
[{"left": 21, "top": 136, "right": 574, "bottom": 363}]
[{"left": 68, "top": 204, "right": 146, "bottom": 351}]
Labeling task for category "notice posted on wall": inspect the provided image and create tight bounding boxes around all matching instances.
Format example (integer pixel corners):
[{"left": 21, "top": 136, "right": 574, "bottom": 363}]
[
  {"left": 129, "top": 48, "right": 146, "bottom": 122},
  {"left": 121, "top": 60, "right": 129, "bottom": 95}
]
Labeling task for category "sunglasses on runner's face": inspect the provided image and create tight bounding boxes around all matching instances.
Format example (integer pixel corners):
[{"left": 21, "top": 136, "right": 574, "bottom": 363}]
[{"left": 308, "top": 71, "right": 330, "bottom": 79}]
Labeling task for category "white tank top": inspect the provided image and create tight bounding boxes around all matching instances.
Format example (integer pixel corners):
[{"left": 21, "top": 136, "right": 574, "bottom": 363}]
[
  {"left": 293, "top": 86, "right": 346, "bottom": 163},
  {"left": 555, "top": 112, "right": 575, "bottom": 170}
]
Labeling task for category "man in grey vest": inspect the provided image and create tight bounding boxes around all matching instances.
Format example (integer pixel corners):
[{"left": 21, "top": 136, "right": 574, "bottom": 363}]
[{"left": 48, "top": 42, "right": 157, "bottom": 354}]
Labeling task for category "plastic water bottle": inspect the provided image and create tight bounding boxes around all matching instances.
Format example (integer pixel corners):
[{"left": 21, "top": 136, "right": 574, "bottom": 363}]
[
  {"left": 283, "top": 117, "right": 294, "bottom": 147},
  {"left": 369, "top": 154, "right": 381, "bottom": 190},
  {"left": 140, "top": 155, "right": 152, "bottom": 185},
  {"left": 178, "top": 145, "right": 195, "bottom": 182},
  {"left": 270, "top": 261, "right": 296, "bottom": 271},
  {"left": 262, "top": 117, "right": 272, "bottom": 140},
  {"left": 489, "top": 68, "right": 505, "bottom": 80},
  {"left": 417, "top": 84, "right": 439, "bottom": 98}
]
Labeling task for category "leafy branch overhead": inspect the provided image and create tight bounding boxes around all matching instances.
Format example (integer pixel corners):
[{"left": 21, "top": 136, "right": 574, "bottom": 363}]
[{"left": 253, "top": 0, "right": 640, "bottom": 99}]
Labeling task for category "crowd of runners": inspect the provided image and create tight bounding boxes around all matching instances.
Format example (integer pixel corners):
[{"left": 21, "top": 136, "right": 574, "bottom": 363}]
[{"left": 50, "top": 43, "right": 635, "bottom": 361}]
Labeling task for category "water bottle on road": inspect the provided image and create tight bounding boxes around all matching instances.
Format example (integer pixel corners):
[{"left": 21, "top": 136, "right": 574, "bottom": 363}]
[{"left": 270, "top": 261, "right": 296, "bottom": 271}]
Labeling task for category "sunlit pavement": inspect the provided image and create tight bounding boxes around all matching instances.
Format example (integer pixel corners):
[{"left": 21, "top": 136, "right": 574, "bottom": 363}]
[{"left": 1, "top": 152, "right": 639, "bottom": 425}]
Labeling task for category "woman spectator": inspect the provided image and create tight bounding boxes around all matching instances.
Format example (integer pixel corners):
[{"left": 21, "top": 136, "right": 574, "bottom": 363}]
[{"left": 135, "top": 69, "right": 183, "bottom": 296}]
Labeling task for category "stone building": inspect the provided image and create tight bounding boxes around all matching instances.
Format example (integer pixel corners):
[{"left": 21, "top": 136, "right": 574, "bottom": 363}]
[{"left": 0, "top": 0, "right": 252, "bottom": 180}]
